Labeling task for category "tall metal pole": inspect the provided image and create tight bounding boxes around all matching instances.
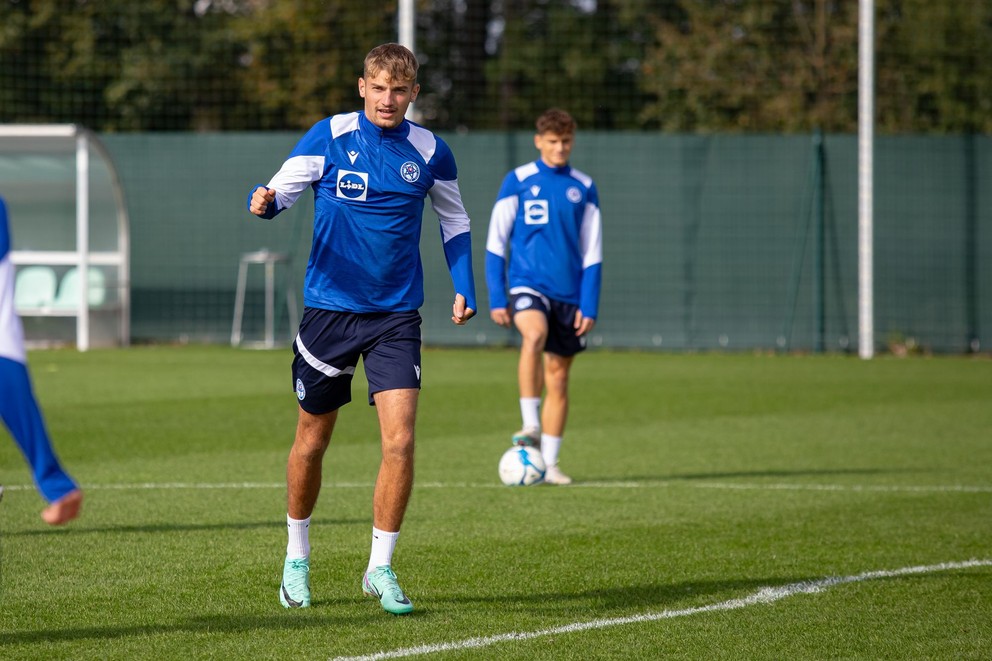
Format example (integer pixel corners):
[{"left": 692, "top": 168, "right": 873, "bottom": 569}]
[
  {"left": 398, "top": 0, "right": 416, "bottom": 120},
  {"left": 858, "top": 0, "right": 875, "bottom": 359},
  {"left": 76, "top": 131, "right": 90, "bottom": 352}
]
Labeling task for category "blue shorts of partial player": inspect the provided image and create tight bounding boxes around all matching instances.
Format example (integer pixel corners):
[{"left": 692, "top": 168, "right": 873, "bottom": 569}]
[
  {"left": 292, "top": 307, "right": 422, "bottom": 415},
  {"left": 509, "top": 288, "right": 587, "bottom": 357}
]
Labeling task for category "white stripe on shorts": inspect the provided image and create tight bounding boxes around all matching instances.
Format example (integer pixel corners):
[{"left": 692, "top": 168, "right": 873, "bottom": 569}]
[
  {"left": 295, "top": 333, "right": 356, "bottom": 379},
  {"left": 508, "top": 286, "right": 550, "bottom": 309}
]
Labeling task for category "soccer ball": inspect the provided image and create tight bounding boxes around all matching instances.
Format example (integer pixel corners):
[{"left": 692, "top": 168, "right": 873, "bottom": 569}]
[{"left": 498, "top": 445, "right": 546, "bottom": 486}]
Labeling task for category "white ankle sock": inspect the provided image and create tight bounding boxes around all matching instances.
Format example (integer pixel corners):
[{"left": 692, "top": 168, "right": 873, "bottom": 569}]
[
  {"left": 367, "top": 527, "right": 399, "bottom": 572},
  {"left": 286, "top": 514, "right": 311, "bottom": 559},
  {"left": 520, "top": 397, "right": 541, "bottom": 431},
  {"left": 541, "top": 434, "right": 562, "bottom": 467}
]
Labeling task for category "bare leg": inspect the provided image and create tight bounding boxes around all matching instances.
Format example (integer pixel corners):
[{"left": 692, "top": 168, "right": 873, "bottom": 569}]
[
  {"left": 287, "top": 407, "right": 337, "bottom": 519},
  {"left": 514, "top": 309, "right": 548, "bottom": 399},
  {"left": 371, "top": 388, "right": 418, "bottom": 532},
  {"left": 541, "top": 353, "right": 574, "bottom": 437}
]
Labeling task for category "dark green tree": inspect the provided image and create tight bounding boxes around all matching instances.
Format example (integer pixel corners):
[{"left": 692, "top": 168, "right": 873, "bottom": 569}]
[
  {"left": 0, "top": 0, "right": 249, "bottom": 130},
  {"left": 877, "top": 0, "right": 992, "bottom": 133},
  {"left": 228, "top": 0, "right": 395, "bottom": 130},
  {"left": 639, "top": 0, "right": 858, "bottom": 132}
]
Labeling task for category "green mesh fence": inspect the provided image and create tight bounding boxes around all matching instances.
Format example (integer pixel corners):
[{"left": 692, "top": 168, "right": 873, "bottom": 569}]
[
  {"left": 86, "top": 132, "right": 991, "bottom": 353},
  {"left": 2, "top": 1, "right": 990, "bottom": 353}
]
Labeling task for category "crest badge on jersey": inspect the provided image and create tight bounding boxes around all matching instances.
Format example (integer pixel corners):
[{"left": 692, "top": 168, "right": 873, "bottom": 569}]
[
  {"left": 524, "top": 200, "right": 549, "bottom": 225},
  {"left": 400, "top": 161, "right": 421, "bottom": 183},
  {"left": 337, "top": 170, "right": 369, "bottom": 201},
  {"left": 566, "top": 186, "right": 582, "bottom": 203}
]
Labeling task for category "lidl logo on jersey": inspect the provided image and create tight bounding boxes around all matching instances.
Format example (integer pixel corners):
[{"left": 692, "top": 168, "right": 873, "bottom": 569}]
[
  {"left": 337, "top": 170, "right": 369, "bottom": 201},
  {"left": 524, "top": 200, "right": 549, "bottom": 225}
]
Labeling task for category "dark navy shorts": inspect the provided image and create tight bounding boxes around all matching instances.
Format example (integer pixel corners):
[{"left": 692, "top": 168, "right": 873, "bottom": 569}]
[
  {"left": 292, "top": 307, "right": 422, "bottom": 414},
  {"left": 509, "top": 290, "right": 586, "bottom": 358}
]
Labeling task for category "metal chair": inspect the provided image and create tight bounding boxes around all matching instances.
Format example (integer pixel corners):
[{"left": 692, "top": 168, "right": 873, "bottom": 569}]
[{"left": 231, "top": 249, "right": 298, "bottom": 348}]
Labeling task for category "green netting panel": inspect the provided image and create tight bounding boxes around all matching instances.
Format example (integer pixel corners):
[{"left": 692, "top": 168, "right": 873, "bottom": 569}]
[{"left": 100, "top": 133, "right": 991, "bottom": 354}]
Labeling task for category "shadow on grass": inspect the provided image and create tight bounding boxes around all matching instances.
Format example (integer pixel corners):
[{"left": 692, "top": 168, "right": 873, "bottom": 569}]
[
  {"left": 417, "top": 574, "right": 816, "bottom": 615},
  {"left": 0, "top": 610, "right": 369, "bottom": 646},
  {"left": 0, "top": 575, "right": 804, "bottom": 646},
  {"left": 4, "top": 517, "right": 364, "bottom": 537}
]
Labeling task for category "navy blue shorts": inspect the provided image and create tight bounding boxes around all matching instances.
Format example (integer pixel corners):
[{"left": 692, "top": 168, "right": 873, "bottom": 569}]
[
  {"left": 292, "top": 308, "right": 422, "bottom": 414},
  {"left": 509, "top": 290, "right": 586, "bottom": 357}
]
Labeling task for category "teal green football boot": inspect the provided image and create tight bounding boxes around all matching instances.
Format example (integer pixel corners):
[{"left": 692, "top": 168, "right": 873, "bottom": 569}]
[
  {"left": 280, "top": 557, "right": 311, "bottom": 608},
  {"left": 362, "top": 565, "right": 414, "bottom": 615}
]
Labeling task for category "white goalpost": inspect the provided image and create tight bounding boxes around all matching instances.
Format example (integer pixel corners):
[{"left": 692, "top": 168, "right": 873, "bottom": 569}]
[
  {"left": 399, "top": 0, "right": 416, "bottom": 120},
  {"left": 858, "top": 0, "right": 875, "bottom": 359}
]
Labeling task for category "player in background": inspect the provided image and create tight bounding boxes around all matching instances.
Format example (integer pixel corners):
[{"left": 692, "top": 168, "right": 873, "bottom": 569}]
[
  {"left": 0, "top": 195, "right": 83, "bottom": 525},
  {"left": 485, "top": 108, "right": 603, "bottom": 486},
  {"left": 247, "top": 43, "right": 476, "bottom": 614}
]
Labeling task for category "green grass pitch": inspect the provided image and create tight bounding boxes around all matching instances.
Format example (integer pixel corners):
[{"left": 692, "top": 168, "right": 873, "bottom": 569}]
[{"left": 1, "top": 346, "right": 990, "bottom": 659}]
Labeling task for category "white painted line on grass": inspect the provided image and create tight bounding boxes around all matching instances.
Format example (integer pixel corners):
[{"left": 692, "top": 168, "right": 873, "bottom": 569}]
[
  {"left": 328, "top": 559, "right": 992, "bottom": 661},
  {"left": 1, "top": 480, "right": 990, "bottom": 493},
  {"left": 694, "top": 482, "right": 992, "bottom": 493}
]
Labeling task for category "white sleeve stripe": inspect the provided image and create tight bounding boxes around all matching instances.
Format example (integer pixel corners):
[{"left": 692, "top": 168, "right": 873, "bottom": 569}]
[
  {"left": 580, "top": 203, "right": 603, "bottom": 268},
  {"left": 295, "top": 334, "right": 356, "bottom": 378},
  {"left": 330, "top": 113, "right": 359, "bottom": 138},
  {"left": 514, "top": 162, "right": 539, "bottom": 182},
  {"left": 569, "top": 167, "right": 594, "bottom": 189},
  {"left": 486, "top": 196, "right": 517, "bottom": 257},
  {"left": 407, "top": 125, "right": 438, "bottom": 163},
  {"left": 267, "top": 155, "right": 325, "bottom": 210},
  {"left": 428, "top": 179, "right": 471, "bottom": 242}
]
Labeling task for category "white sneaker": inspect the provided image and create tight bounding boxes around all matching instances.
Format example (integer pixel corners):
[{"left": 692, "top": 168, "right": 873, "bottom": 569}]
[
  {"left": 511, "top": 427, "right": 541, "bottom": 448},
  {"left": 544, "top": 464, "right": 572, "bottom": 485}
]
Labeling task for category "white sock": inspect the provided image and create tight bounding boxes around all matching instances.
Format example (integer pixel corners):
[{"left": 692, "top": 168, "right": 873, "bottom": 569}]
[
  {"left": 541, "top": 434, "right": 562, "bottom": 467},
  {"left": 367, "top": 527, "right": 399, "bottom": 572},
  {"left": 520, "top": 397, "right": 541, "bottom": 431},
  {"left": 286, "top": 514, "right": 311, "bottom": 559}
]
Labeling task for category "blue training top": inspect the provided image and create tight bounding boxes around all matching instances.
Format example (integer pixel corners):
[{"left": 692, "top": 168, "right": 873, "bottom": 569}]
[
  {"left": 249, "top": 112, "right": 476, "bottom": 314},
  {"left": 485, "top": 159, "right": 603, "bottom": 319}
]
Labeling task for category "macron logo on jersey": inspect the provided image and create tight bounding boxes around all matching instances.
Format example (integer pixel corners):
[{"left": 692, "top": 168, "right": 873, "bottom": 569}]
[
  {"left": 337, "top": 170, "right": 369, "bottom": 201},
  {"left": 524, "top": 200, "right": 549, "bottom": 225}
]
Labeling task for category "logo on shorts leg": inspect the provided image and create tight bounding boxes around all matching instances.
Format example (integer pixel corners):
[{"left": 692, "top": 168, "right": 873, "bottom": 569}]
[
  {"left": 414, "top": 365, "right": 421, "bottom": 381},
  {"left": 296, "top": 378, "right": 306, "bottom": 400},
  {"left": 514, "top": 296, "right": 534, "bottom": 311}
]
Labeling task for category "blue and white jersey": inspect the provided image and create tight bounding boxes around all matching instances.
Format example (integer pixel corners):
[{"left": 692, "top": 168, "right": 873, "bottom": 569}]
[
  {"left": 0, "top": 198, "right": 27, "bottom": 364},
  {"left": 250, "top": 112, "right": 476, "bottom": 313},
  {"left": 486, "top": 160, "right": 603, "bottom": 318}
]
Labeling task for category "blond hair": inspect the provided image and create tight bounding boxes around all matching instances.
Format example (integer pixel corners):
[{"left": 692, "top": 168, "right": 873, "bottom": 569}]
[{"left": 363, "top": 43, "right": 418, "bottom": 83}]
